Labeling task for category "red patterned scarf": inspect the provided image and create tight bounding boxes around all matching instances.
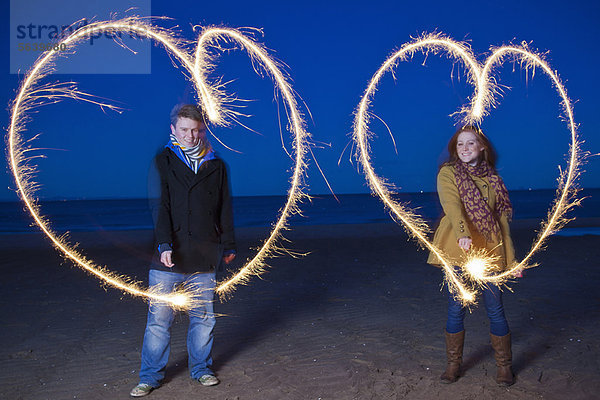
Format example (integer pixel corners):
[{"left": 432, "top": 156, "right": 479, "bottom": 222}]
[{"left": 454, "top": 160, "right": 512, "bottom": 241}]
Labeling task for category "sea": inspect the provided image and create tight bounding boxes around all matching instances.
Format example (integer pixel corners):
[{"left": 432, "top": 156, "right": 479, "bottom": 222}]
[{"left": 1, "top": 189, "right": 599, "bottom": 235}]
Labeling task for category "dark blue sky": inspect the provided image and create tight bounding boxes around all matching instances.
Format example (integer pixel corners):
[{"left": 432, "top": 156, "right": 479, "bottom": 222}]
[{"left": 2, "top": 0, "right": 599, "bottom": 200}]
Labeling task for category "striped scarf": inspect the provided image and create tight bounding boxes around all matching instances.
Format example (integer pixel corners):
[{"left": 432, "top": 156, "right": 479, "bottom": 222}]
[
  {"left": 454, "top": 160, "right": 513, "bottom": 241},
  {"left": 168, "top": 134, "right": 212, "bottom": 173}
]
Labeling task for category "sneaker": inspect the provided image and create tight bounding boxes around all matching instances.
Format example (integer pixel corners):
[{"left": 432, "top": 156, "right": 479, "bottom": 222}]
[
  {"left": 130, "top": 383, "right": 153, "bottom": 397},
  {"left": 198, "top": 374, "right": 219, "bottom": 386}
]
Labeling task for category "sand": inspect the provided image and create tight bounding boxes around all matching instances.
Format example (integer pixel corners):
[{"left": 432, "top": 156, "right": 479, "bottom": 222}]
[{"left": 1, "top": 221, "right": 599, "bottom": 399}]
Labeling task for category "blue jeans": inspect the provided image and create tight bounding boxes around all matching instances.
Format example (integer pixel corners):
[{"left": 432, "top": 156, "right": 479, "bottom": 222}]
[
  {"left": 446, "top": 282, "right": 509, "bottom": 336},
  {"left": 139, "top": 269, "right": 216, "bottom": 387}
]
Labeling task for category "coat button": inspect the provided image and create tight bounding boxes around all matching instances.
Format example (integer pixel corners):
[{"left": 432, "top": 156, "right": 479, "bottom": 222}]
[
  {"left": 188, "top": 231, "right": 192, "bottom": 236},
  {"left": 484, "top": 197, "right": 488, "bottom": 201},
  {"left": 208, "top": 211, "right": 212, "bottom": 215},
  {"left": 483, "top": 184, "right": 487, "bottom": 188}
]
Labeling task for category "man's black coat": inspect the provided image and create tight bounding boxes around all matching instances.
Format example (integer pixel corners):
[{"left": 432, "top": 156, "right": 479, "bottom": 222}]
[{"left": 152, "top": 148, "right": 236, "bottom": 273}]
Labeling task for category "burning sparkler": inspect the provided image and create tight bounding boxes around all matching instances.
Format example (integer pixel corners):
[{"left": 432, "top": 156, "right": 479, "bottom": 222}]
[
  {"left": 7, "top": 17, "right": 310, "bottom": 309},
  {"left": 353, "top": 33, "right": 583, "bottom": 305}
]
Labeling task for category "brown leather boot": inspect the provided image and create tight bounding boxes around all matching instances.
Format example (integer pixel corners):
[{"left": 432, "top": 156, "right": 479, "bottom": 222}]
[
  {"left": 490, "top": 332, "right": 514, "bottom": 386},
  {"left": 440, "top": 330, "right": 465, "bottom": 383}
]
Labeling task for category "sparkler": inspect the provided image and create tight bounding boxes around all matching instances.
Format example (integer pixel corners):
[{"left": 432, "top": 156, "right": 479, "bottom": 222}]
[
  {"left": 461, "top": 247, "right": 502, "bottom": 284},
  {"left": 7, "top": 18, "right": 310, "bottom": 309},
  {"left": 353, "top": 33, "right": 583, "bottom": 305}
]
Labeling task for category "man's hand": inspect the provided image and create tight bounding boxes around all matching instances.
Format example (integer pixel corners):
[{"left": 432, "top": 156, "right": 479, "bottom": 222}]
[
  {"left": 160, "top": 250, "right": 175, "bottom": 268},
  {"left": 458, "top": 237, "right": 472, "bottom": 251},
  {"left": 222, "top": 253, "right": 236, "bottom": 265}
]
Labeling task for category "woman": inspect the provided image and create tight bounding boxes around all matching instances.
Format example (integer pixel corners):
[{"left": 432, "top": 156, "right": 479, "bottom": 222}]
[{"left": 427, "top": 125, "right": 517, "bottom": 386}]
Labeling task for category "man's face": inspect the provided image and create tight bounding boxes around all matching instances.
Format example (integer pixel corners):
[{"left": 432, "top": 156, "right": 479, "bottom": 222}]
[{"left": 170, "top": 117, "right": 206, "bottom": 148}]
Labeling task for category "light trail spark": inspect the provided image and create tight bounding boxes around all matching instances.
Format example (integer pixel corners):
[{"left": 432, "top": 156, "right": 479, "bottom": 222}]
[
  {"left": 193, "top": 27, "right": 310, "bottom": 299},
  {"left": 462, "top": 247, "right": 502, "bottom": 284},
  {"left": 353, "top": 33, "right": 583, "bottom": 305},
  {"left": 7, "top": 18, "right": 310, "bottom": 309}
]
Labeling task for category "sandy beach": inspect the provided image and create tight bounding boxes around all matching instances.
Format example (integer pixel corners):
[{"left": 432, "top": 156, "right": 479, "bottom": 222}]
[{"left": 1, "top": 220, "right": 599, "bottom": 400}]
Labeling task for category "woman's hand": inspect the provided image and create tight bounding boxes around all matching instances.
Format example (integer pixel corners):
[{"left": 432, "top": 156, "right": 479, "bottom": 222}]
[{"left": 458, "top": 237, "right": 472, "bottom": 251}]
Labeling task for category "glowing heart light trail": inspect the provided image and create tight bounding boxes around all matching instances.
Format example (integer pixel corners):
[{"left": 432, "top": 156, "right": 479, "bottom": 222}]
[
  {"left": 194, "top": 28, "right": 309, "bottom": 299},
  {"left": 353, "top": 33, "right": 583, "bottom": 305},
  {"left": 7, "top": 17, "right": 310, "bottom": 309}
]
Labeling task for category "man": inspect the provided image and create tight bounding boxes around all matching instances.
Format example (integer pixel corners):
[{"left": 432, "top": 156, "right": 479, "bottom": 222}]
[{"left": 130, "top": 104, "right": 236, "bottom": 397}]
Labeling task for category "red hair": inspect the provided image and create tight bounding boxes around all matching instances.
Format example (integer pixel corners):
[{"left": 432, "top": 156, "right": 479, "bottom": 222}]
[{"left": 444, "top": 124, "right": 497, "bottom": 169}]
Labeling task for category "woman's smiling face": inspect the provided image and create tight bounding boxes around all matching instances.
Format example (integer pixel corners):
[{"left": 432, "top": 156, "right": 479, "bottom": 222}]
[{"left": 456, "top": 130, "right": 484, "bottom": 166}]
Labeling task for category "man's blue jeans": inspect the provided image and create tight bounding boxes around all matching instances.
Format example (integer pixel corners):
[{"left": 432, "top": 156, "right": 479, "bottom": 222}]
[
  {"left": 446, "top": 282, "right": 510, "bottom": 336},
  {"left": 139, "top": 269, "right": 216, "bottom": 387}
]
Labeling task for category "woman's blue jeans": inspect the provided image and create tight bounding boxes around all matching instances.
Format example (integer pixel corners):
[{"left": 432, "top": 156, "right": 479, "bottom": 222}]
[
  {"left": 446, "top": 282, "right": 509, "bottom": 336},
  {"left": 139, "top": 269, "right": 216, "bottom": 387}
]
